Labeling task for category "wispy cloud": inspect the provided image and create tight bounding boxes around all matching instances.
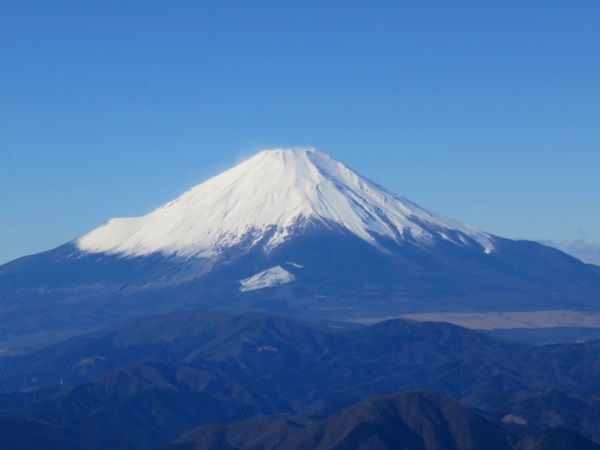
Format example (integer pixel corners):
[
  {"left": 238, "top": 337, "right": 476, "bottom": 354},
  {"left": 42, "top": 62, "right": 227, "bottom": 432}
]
[{"left": 538, "top": 239, "right": 600, "bottom": 266}]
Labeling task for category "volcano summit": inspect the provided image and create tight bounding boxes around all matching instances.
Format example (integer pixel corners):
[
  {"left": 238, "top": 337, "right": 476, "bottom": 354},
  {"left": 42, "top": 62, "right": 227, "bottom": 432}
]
[
  {"left": 1, "top": 148, "right": 599, "bottom": 352},
  {"left": 77, "top": 148, "right": 494, "bottom": 258}
]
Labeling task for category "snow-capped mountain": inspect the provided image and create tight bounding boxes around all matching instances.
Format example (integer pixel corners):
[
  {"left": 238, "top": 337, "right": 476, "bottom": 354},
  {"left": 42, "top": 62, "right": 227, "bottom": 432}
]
[
  {"left": 1, "top": 148, "right": 600, "bottom": 354},
  {"left": 77, "top": 148, "right": 494, "bottom": 259}
]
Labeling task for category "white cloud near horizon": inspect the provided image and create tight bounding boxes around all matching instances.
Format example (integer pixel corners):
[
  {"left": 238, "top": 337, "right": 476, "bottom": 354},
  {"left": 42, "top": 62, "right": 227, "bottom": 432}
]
[{"left": 538, "top": 239, "right": 600, "bottom": 266}]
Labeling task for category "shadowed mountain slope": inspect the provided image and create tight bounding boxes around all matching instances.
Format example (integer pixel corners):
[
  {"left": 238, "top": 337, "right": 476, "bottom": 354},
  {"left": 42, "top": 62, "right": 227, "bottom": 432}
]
[
  {"left": 2, "top": 310, "right": 600, "bottom": 448},
  {"left": 167, "top": 391, "right": 600, "bottom": 450}
]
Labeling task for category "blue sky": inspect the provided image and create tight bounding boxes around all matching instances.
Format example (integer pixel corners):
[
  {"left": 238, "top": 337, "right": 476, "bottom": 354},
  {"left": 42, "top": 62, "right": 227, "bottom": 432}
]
[{"left": 1, "top": 1, "right": 599, "bottom": 265}]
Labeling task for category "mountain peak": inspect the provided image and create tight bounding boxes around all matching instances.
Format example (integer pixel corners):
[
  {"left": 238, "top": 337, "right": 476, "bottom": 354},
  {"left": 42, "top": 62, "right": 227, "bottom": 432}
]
[
  {"left": 76, "top": 148, "right": 494, "bottom": 258},
  {"left": 255, "top": 146, "right": 317, "bottom": 158}
]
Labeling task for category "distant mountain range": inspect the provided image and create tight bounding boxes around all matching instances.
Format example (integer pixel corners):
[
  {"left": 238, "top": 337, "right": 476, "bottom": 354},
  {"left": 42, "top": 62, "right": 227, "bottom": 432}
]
[
  {"left": 168, "top": 391, "right": 600, "bottom": 450},
  {"left": 1, "top": 308, "right": 600, "bottom": 449},
  {"left": 1, "top": 148, "right": 600, "bottom": 353}
]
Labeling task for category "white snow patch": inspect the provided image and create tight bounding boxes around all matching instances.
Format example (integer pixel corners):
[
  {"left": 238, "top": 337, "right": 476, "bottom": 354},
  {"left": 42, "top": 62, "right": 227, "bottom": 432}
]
[
  {"left": 76, "top": 148, "right": 495, "bottom": 258},
  {"left": 239, "top": 266, "right": 295, "bottom": 292}
]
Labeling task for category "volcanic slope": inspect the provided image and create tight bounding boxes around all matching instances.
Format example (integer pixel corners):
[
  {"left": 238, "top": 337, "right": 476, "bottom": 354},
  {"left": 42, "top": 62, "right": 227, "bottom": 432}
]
[{"left": 1, "top": 148, "right": 599, "bottom": 353}]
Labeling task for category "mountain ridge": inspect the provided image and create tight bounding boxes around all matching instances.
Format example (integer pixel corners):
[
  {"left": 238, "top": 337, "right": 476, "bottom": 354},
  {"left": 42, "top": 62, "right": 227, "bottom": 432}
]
[
  {"left": 3, "top": 309, "right": 600, "bottom": 449},
  {"left": 168, "top": 390, "right": 600, "bottom": 450}
]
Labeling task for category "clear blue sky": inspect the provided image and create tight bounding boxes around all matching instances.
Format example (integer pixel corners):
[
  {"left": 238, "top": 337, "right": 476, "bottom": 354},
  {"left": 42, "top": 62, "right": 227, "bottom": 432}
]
[{"left": 1, "top": 1, "right": 599, "bottom": 265}]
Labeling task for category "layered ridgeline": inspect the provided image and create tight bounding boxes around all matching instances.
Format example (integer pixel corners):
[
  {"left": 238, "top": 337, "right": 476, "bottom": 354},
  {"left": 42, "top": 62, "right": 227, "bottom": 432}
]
[{"left": 1, "top": 148, "right": 599, "bottom": 352}]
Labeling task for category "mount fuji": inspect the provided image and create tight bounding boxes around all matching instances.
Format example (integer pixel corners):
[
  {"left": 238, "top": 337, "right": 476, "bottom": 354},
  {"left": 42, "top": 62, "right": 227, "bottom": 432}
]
[
  {"left": 1, "top": 148, "right": 599, "bottom": 353},
  {"left": 76, "top": 149, "right": 494, "bottom": 258}
]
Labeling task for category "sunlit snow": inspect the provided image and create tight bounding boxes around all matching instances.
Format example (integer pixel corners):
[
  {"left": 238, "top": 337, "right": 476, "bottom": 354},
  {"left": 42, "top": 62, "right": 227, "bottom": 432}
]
[
  {"left": 239, "top": 266, "right": 295, "bottom": 292},
  {"left": 76, "top": 148, "right": 495, "bottom": 258}
]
